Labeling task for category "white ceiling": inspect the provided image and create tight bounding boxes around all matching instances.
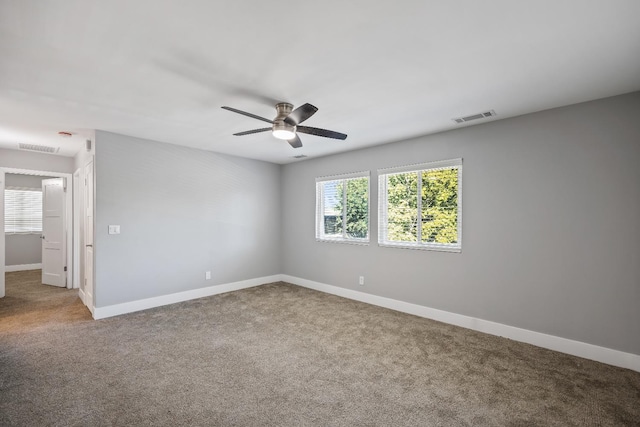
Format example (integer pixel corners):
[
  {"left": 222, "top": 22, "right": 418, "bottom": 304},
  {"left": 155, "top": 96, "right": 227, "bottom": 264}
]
[{"left": 1, "top": 1, "right": 639, "bottom": 164}]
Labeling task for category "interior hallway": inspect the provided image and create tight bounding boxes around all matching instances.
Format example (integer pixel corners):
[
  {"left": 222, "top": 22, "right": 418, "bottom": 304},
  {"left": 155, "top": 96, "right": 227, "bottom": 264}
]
[{"left": 0, "top": 270, "right": 91, "bottom": 334}]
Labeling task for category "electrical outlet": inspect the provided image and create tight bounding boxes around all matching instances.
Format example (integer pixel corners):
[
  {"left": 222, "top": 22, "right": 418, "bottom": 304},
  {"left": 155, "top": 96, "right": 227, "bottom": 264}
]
[
  {"left": 359, "top": 276, "right": 365, "bottom": 286},
  {"left": 205, "top": 271, "right": 211, "bottom": 280}
]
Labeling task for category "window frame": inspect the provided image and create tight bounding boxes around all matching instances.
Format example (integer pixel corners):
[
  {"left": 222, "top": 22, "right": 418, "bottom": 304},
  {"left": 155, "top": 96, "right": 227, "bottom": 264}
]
[
  {"left": 315, "top": 171, "right": 370, "bottom": 245},
  {"left": 4, "top": 186, "right": 43, "bottom": 235},
  {"left": 378, "top": 158, "right": 462, "bottom": 252}
]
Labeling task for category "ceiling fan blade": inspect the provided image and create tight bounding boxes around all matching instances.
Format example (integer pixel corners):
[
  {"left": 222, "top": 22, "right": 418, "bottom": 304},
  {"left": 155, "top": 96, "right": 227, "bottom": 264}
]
[
  {"left": 296, "top": 126, "right": 347, "bottom": 140},
  {"left": 287, "top": 134, "right": 303, "bottom": 148},
  {"left": 221, "top": 106, "right": 273, "bottom": 124},
  {"left": 233, "top": 128, "right": 271, "bottom": 136},
  {"left": 284, "top": 103, "right": 318, "bottom": 125}
]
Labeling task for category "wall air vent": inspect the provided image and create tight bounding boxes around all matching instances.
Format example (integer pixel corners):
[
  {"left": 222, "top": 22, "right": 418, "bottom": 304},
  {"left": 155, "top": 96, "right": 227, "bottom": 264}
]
[
  {"left": 292, "top": 155, "right": 307, "bottom": 159},
  {"left": 453, "top": 110, "right": 497, "bottom": 124},
  {"left": 18, "top": 143, "right": 60, "bottom": 154}
]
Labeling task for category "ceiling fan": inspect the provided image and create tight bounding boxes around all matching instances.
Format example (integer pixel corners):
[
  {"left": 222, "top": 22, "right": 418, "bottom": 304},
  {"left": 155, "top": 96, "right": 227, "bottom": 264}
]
[{"left": 221, "top": 102, "right": 347, "bottom": 148}]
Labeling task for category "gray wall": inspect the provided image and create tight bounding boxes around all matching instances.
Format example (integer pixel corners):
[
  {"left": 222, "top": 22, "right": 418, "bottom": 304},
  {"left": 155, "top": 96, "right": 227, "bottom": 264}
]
[
  {"left": 94, "top": 131, "right": 282, "bottom": 307},
  {"left": 5, "top": 234, "right": 42, "bottom": 265},
  {"left": 4, "top": 173, "right": 56, "bottom": 266},
  {"left": 0, "top": 148, "right": 75, "bottom": 173},
  {"left": 6, "top": 173, "right": 54, "bottom": 189},
  {"left": 281, "top": 92, "right": 640, "bottom": 356}
]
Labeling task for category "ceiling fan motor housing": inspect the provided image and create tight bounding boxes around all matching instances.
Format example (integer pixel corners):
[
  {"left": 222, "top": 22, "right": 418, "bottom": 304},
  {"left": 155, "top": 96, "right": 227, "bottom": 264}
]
[
  {"left": 275, "top": 102, "right": 293, "bottom": 118},
  {"left": 272, "top": 103, "right": 296, "bottom": 137}
]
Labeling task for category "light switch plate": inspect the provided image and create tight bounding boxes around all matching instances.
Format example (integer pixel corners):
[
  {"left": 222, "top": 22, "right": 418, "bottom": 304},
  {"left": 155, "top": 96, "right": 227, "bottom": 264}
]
[{"left": 108, "top": 225, "right": 120, "bottom": 235}]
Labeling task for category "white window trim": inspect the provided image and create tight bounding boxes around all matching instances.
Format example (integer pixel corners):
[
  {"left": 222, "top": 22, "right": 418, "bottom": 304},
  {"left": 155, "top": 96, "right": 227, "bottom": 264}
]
[
  {"left": 316, "top": 171, "right": 370, "bottom": 244},
  {"left": 378, "top": 158, "right": 462, "bottom": 252}
]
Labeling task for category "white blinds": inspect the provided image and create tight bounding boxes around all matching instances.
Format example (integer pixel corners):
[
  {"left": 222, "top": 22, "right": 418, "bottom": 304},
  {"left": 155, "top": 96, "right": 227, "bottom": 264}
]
[
  {"left": 4, "top": 187, "right": 43, "bottom": 233},
  {"left": 377, "top": 158, "right": 462, "bottom": 175}
]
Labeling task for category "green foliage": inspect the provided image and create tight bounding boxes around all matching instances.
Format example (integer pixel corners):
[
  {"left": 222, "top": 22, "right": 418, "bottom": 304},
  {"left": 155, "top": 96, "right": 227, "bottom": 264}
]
[
  {"left": 334, "top": 177, "right": 368, "bottom": 239},
  {"left": 387, "top": 168, "right": 458, "bottom": 244},
  {"left": 421, "top": 169, "right": 458, "bottom": 243},
  {"left": 387, "top": 172, "right": 419, "bottom": 241},
  {"left": 324, "top": 169, "right": 457, "bottom": 244}
]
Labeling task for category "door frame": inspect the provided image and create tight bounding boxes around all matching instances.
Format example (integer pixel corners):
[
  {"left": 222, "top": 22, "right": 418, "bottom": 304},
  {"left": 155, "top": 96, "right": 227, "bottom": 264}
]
[
  {"left": 73, "top": 169, "right": 82, "bottom": 299},
  {"left": 83, "top": 159, "right": 95, "bottom": 313},
  {"left": 0, "top": 167, "right": 74, "bottom": 297}
]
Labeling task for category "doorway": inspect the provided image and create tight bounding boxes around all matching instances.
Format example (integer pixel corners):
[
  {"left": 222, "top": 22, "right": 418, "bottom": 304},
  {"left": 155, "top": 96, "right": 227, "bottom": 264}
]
[{"left": 0, "top": 168, "right": 74, "bottom": 298}]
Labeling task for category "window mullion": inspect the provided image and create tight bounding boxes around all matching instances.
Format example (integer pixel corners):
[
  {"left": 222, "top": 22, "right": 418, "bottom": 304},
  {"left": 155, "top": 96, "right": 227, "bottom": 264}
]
[{"left": 378, "top": 175, "right": 386, "bottom": 244}]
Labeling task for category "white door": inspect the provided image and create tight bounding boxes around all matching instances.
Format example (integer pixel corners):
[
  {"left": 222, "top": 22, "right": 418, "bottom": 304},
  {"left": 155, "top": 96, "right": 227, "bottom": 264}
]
[
  {"left": 84, "top": 161, "right": 94, "bottom": 308},
  {"left": 42, "top": 178, "right": 66, "bottom": 287}
]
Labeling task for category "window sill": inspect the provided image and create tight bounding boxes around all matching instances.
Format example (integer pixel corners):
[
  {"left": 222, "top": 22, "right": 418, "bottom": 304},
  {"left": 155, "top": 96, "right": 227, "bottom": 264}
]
[
  {"left": 316, "top": 237, "right": 370, "bottom": 246},
  {"left": 5, "top": 232, "right": 43, "bottom": 236},
  {"left": 378, "top": 241, "right": 461, "bottom": 253}
]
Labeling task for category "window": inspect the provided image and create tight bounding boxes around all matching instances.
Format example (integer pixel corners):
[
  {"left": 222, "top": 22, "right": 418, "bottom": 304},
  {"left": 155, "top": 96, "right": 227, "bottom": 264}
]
[
  {"left": 4, "top": 187, "right": 43, "bottom": 234},
  {"left": 378, "top": 159, "right": 462, "bottom": 252},
  {"left": 316, "top": 172, "right": 369, "bottom": 243}
]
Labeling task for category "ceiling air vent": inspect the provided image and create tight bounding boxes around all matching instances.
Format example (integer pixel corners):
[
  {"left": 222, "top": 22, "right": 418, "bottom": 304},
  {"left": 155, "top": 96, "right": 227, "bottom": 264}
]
[
  {"left": 18, "top": 143, "right": 60, "bottom": 154},
  {"left": 453, "top": 110, "right": 496, "bottom": 124},
  {"left": 292, "top": 155, "right": 307, "bottom": 159}
]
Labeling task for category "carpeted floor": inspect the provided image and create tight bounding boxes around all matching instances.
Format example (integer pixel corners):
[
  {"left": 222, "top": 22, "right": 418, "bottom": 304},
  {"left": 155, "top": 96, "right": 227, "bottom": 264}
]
[
  {"left": 0, "top": 270, "right": 91, "bottom": 335},
  {"left": 1, "top": 270, "right": 639, "bottom": 426}
]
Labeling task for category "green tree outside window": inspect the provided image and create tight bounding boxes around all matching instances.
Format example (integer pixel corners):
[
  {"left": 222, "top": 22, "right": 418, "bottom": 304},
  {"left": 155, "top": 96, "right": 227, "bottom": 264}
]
[{"left": 386, "top": 168, "right": 458, "bottom": 244}]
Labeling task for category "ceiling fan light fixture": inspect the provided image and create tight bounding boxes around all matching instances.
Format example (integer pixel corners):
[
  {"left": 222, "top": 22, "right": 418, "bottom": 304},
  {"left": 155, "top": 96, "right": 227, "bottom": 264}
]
[
  {"left": 272, "top": 129, "right": 296, "bottom": 140},
  {"left": 272, "top": 120, "right": 296, "bottom": 140}
]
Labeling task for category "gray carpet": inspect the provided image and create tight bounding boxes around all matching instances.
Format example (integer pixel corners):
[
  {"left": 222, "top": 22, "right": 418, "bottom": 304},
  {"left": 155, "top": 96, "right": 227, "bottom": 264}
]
[{"left": 1, "top": 270, "right": 639, "bottom": 426}]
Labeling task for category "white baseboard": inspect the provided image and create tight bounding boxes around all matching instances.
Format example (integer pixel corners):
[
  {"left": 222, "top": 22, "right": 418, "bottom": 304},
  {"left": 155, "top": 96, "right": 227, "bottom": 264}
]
[
  {"left": 78, "top": 288, "right": 86, "bottom": 305},
  {"left": 92, "top": 275, "right": 283, "bottom": 320},
  {"left": 5, "top": 263, "right": 42, "bottom": 272},
  {"left": 86, "top": 272, "right": 639, "bottom": 372},
  {"left": 281, "top": 275, "right": 640, "bottom": 373}
]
